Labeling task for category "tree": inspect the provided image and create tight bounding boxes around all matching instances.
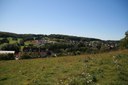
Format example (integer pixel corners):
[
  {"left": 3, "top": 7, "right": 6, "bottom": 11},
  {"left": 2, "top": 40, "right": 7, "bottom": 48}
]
[
  {"left": 1, "top": 43, "right": 20, "bottom": 53},
  {"left": 0, "top": 38, "right": 9, "bottom": 44},
  {"left": 120, "top": 31, "right": 128, "bottom": 49},
  {"left": 19, "top": 40, "right": 24, "bottom": 46},
  {"left": 125, "top": 31, "right": 128, "bottom": 36}
]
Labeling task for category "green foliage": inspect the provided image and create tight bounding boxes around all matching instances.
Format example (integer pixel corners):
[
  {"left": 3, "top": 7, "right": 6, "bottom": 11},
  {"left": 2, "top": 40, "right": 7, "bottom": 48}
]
[
  {"left": 0, "top": 53, "right": 15, "bottom": 60},
  {"left": 120, "top": 31, "right": 128, "bottom": 49},
  {"left": 18, "top": 40, "right": 24, "bottom": 46},
  {"left": 0, "top": 38, "right": 9, "bottom": 44},
  {"left": 20, "top": 53, "right": 32, "bottom": 59},
  {"left": 0, "top": 43, "right": 20, "bottom": 53},
  {"left": 120, "top": 38, "right": 128, "bottom": 49}
]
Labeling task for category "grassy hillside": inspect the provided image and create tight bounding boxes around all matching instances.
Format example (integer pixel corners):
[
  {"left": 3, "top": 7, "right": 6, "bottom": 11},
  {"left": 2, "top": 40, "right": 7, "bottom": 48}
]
[{"left": 0, "top": 50, "right": 128, "bottom": 85}]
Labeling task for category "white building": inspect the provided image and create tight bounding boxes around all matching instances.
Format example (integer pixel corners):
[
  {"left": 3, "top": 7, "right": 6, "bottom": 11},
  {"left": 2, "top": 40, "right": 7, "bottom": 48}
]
[{"left": 0, "top": 51, "right": 15, "bottom": 54}]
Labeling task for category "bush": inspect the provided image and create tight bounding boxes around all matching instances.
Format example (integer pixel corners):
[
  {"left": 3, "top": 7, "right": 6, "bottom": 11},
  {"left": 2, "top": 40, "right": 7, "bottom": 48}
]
[
  {"left": 20, "top": 53, "right": 31, "bottom": 59},
  {"left": 120, "top": 31, "right": 128, "bottom": 49},
  {"left": 1, "top": 43, "right": 20, "bottom": 53},
  {"left": 0, "top": 53, "right": 15, "bottom": 60}
]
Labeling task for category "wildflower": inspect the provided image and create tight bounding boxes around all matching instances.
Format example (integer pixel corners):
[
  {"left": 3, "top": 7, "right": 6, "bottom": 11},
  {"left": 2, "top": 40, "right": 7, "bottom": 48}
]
[
  {"left": 116, "top": 64, "right": 120, "bottom": 69},
  {"left": 88, "top": 74, "right": 91, "bottom": 77},
  {"left": 82, "top": 72, "right": 85, "bottom": 75},
  {"left": 113, "top": 56, "right": 116, "bottom": 59},
  {"left": 114, "top": 60, "right": 118, "bottom": 64},
  {"left": 89, "top": 80, "right": 92, "bottom": 82},
  {"left": 87, "top": 80, "right": 91, "bottom": 84}
]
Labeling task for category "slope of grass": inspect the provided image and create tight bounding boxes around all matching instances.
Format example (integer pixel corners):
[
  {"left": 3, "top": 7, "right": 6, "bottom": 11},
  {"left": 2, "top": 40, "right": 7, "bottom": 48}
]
[{"left": 0, "top": 50, "right": 128, "bottom": 85}]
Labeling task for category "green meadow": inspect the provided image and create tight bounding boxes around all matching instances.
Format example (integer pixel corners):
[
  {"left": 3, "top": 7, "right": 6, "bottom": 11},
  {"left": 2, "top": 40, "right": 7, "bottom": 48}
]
[{"left": 0, "top": 50, "right": 128, "bottom": 85}]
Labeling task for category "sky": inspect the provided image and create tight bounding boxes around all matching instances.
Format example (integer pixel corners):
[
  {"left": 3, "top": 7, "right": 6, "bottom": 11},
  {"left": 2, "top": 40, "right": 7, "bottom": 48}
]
[{"left": 0, "top": 0, "right": 128, "bottom": 40}]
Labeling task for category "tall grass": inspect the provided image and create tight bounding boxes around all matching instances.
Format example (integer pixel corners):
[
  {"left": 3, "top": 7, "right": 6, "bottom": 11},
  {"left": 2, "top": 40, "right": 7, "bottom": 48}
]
[{"left": 0, "top": 50, "right": 128, "bottom": 85}]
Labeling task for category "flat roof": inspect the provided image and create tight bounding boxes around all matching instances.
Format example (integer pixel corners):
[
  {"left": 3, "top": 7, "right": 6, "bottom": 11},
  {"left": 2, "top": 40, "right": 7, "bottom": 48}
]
[{"left": 0, "top": 51, "right": 15, "bottom": 54}]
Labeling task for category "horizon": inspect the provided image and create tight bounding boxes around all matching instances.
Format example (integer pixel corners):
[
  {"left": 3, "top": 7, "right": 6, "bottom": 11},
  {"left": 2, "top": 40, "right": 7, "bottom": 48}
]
[
  {"left": 0, "top": 31, "right": 121, "bottom": 41},
  {"left": 0, "top": 0, "right": 128, "bottom": 40}
]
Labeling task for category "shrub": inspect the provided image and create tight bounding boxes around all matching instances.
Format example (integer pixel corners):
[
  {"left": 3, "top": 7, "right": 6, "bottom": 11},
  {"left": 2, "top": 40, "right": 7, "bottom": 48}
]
[
  {"left": 0, "top": 53, "right": 15, "bottom": 60},
  {"left": 120, "top": 31, "right": 128, "bottom": 49},
  {"left": 20, "top": 53, "right": 31, "bottom": 59},
  {"left": 1, "top": 43, "right": 20, "bottom": 53}
]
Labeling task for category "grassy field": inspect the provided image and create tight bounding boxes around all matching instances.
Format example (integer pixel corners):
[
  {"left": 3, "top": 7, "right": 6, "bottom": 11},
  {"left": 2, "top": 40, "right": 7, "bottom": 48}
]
[{"left": 0, "top": 50, "right": 128, "bottom": 85}]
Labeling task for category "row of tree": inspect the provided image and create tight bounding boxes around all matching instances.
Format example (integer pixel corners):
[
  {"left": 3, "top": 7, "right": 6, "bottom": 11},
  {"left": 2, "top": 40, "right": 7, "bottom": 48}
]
[{"left": 0, "top": 31, "right": 101, "bottom": 41}]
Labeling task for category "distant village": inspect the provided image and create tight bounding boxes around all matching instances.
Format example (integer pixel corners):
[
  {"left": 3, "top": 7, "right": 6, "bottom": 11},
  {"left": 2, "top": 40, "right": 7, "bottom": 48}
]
[{"left": 0, "top": 32, "right": 119, "bottom": 60}]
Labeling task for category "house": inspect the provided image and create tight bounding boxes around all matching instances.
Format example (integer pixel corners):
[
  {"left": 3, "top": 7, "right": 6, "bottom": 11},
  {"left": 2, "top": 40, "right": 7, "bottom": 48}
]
[
  {"left": 0, "top": 51, "right": 15, "bottom": 54},
  {"left": 0, "top": 51, "right": 20, "bottom": 60}
]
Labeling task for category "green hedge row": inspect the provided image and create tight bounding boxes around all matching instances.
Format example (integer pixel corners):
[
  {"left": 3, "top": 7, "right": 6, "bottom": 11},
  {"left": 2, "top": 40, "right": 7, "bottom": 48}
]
[{"left": 0, "top": 54, "right": 15, "bottom": 60}]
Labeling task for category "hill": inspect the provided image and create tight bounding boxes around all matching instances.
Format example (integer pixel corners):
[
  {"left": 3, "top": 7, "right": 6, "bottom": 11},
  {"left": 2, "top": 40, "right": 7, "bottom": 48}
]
[
  {"left": 0, "top": 50, "right": 128, "bottom": 85},
  {"left": 0, "top": 31, "right": 119, "bottom": 59}
]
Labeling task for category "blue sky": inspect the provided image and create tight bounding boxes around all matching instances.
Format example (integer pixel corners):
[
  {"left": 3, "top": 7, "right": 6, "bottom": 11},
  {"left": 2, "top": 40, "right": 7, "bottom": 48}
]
[{"left": 0, "top": 0, "right": 128, "bottom": 40}]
